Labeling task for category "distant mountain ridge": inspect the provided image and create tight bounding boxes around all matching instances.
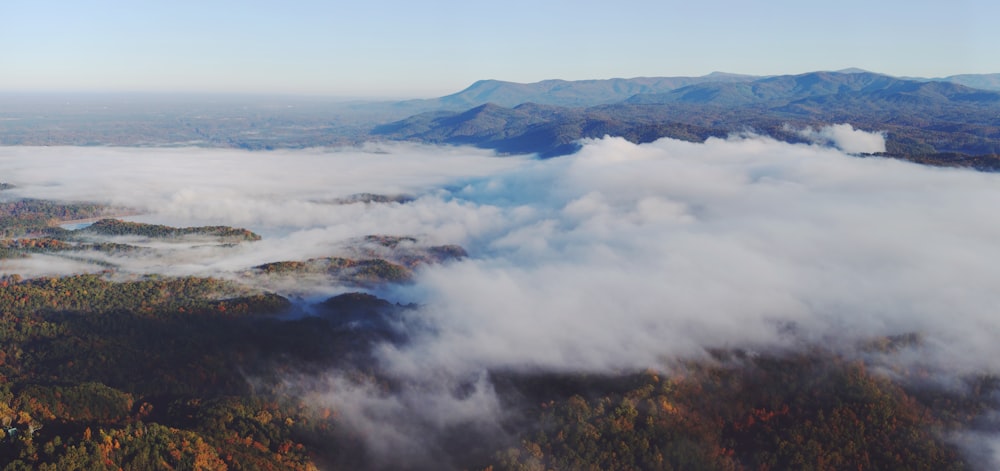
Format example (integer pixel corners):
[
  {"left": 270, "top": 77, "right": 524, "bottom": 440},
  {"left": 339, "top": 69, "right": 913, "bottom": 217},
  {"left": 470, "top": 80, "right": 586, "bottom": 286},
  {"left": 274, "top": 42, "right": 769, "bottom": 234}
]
[
  {"left": 3, "top": 69, "right": 999, "bottom": 165},
  {"left": 393, "top": 70, "right": 1000, "bottom": 112},
  {"left": 397, "top": 72, "right": 760, "bottom": 109},
  {"left": 624, "top": 71, "right": 1000, "bottom": 106},
  {"left": 374, "top": 102, "right": 719, "bottom": 157},
  {"left": 374, "top": 70, "right": 1000, "bottom": 165},
  {"left": 937, "top": 73, "right": 1000, "bottom": 91}
]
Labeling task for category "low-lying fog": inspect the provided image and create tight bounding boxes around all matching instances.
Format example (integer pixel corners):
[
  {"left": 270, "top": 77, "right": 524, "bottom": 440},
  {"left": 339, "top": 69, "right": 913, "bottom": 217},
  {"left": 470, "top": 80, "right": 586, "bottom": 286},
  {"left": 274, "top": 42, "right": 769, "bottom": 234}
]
[{"left": 4, "top": 128, "right": 1000, "bottom": 466}]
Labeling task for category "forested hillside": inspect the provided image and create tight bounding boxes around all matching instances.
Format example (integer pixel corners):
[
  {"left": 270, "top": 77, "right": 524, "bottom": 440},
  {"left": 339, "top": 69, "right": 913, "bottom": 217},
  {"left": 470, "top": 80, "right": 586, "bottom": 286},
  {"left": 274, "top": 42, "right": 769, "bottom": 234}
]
[
  {"left": 0, "top": 199, "right": 997, "bottom": 470},
  {"left": 374, "top": 71, "right": 1000, "bottom": 165},
  {"left": 4, "top": 71, "right": 1000, "bottom": 165}
]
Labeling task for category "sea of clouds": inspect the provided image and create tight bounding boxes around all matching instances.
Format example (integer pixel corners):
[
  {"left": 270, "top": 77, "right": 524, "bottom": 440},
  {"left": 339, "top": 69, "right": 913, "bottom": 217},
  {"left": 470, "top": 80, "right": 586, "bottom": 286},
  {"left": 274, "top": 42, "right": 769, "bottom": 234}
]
[{"left": 3, "top": 128, "right": 1000, "bottom": 466}]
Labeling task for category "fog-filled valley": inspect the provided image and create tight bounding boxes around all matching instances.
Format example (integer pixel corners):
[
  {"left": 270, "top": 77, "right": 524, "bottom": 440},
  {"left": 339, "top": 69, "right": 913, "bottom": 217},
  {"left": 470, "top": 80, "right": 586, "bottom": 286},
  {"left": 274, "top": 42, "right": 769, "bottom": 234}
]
[
  {"left": 6, "top": 0, "right": 1000, "bottom": 464},
  {"left": 4, "top": 124, "right": 1000, "bottom": 468}
]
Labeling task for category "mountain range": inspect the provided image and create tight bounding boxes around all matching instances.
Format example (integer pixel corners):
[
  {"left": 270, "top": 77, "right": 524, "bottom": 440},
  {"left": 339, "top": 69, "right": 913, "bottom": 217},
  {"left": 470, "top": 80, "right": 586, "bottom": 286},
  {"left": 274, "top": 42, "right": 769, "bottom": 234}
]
[
  {"left": 374, "top": 70, "right": 1000, "bottom": 165},
  {"left": 396, "top": 72, "right": 759, "bottom": 109},
  {"left": 2, "top": 69, "right": 999, "bottom": 169}
]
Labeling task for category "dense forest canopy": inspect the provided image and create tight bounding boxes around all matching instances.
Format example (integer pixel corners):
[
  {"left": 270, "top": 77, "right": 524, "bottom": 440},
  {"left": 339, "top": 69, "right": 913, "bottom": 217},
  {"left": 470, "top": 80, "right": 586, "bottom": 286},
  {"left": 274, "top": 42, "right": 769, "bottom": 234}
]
[{"left": 0, "top": 187, "right": 996, "bottom": 470}]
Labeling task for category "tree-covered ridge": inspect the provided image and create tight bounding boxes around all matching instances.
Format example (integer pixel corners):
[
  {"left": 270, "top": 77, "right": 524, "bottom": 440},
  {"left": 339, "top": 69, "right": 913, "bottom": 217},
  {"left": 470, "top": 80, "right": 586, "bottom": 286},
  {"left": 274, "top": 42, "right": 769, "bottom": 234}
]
[
  {"left": 0, "top": 273, "right": 323, "bottom": 469},
  {"left": 0, "top": 274, "right": 287, "bottom": 393},
  {"left": 0, "top": 270, "right": 995, "bottom": 470},
  {"left": 252, "top": 256, "right": 412, "bottom": 284},
  {"left": 0, "top": 202, "right": 258, "bottom": 269},
  {"left": 356, "top": 234, "right": 468, "bottom": 267},
  {"left": 0, "top": 199, "right": 116, "bottom": 237},
  {"left": 0, "top": 202, "right": 456, "bottom": 287},
  {"left": 363, "top": 235, "right": 418, "bottom": 247},
  {"left": 0, "top": 274, "right": 280, "bottom": 318},
  {"left": 248, "top": 235, "right": 468, "bottom": 287},
  {"left": 0, "top": 237, "right": 152, "bottom": 262},
  {"left": 78, "top": 219, "right": 261, "bottom": 242},
  {"left": 2, "top": 199, "right": 999, "bottom": 469},
  {"left": 326, "top": 193, "right": 414, "bottom": 205},
  {"left": 0, "top": 238, "right": 74, "bottom": 259},
  {"left": 374, "top": 71, "right": 1000, "bottom": 165},
  {"left": 488, "top": 351, "right": 980, "bottom": 471}
]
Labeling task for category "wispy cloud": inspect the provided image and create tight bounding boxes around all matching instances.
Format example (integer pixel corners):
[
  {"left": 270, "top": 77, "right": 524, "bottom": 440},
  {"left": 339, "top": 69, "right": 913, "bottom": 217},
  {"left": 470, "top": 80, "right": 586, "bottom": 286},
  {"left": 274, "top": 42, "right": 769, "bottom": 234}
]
[{"left": 791, "top": 123, "right": 886, "bottom": 153}]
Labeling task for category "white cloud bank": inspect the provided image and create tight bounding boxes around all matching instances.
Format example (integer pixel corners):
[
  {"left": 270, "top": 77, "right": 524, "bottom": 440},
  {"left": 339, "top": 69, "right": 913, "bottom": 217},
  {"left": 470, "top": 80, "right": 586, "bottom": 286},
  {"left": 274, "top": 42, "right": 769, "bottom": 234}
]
[
  {"left": 793, "top": 123, "right": 886, "bottom": 153},
  {"left": 0, "top": 143, "right": 530, "bottom": 282},
  {"left": 373, "top": 134, "right": 997, "bottom": 379},
  {"left": 2, "top": 136, "right": 998, "bottom": 376}
]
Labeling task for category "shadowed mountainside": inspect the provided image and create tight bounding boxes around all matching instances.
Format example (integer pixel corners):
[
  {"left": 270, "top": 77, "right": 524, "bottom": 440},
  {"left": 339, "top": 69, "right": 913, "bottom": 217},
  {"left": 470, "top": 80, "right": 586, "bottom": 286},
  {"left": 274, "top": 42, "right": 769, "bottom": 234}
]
[
  {"left": 3, "top": 70, "right": 1000, "bottom": 160},
  {"left": 374, "top": 71, "right": 1000, "bottom": 166}
]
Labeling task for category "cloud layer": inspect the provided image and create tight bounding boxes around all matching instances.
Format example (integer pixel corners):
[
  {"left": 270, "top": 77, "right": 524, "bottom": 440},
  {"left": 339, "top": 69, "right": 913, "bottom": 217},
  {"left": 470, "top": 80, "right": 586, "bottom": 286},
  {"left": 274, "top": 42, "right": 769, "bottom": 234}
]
[
  {"left": 793, "top": 123, "right": 886, "bottom": 153},
  {"left": 370, "top": 135, "right": 1000, "bottom": 379},
  {"left": 4, "top": 134, "right": 1000, "bottom": 466},
  {"left": 3, "top": 136, "right": 999, "bottom": 374},
  {"left": 0, "top": 143, "right": 528, "bottom": 284}
]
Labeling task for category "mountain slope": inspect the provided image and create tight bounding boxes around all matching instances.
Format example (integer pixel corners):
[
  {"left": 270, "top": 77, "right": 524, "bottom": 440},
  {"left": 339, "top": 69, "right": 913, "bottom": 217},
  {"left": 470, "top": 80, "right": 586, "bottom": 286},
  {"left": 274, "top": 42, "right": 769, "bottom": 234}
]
[
  {"left": 374, "top": 71, "right": 1000, "bottom": 164},
  {"left": 624, "top": 71, "right": 1000, "bottom": 107},
  {"left": 940, "top": 73, "right": 1000, "bottom": 91},
  {"left": 372, "top": 102, "right": 722, "bottom": 157},
  {"left": 397, "top": 73, "right": 759, "bottom": 110}
]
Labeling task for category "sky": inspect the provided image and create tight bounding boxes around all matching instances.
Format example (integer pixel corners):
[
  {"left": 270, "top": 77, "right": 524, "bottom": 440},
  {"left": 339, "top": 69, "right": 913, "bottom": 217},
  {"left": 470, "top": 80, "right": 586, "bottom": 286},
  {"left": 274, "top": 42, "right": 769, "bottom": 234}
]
[{"left": 1, "top": 0, "right": 996, "bottom": 97}]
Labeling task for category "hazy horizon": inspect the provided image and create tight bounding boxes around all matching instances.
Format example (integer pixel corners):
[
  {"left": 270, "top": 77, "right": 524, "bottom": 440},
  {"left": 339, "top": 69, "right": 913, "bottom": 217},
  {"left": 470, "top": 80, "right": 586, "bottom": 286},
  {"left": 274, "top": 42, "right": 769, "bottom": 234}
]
[
  {"left": 2, "top": 68, "right": 998, "bottom": 103},
  {"left": 2, "top": 0, "right": 996, "bottom": 97}
]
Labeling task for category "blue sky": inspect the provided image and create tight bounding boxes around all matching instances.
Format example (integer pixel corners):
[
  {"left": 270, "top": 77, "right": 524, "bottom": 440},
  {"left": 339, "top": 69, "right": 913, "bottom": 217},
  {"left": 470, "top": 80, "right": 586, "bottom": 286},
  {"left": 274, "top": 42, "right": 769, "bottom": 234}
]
[{"left": 1, "top": 0, "right": 995, "bottom": 97}]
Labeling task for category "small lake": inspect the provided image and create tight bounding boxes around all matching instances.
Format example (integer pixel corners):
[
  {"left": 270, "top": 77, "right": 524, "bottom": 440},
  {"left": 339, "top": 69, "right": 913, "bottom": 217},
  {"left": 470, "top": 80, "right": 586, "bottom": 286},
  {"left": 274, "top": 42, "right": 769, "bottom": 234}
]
[{"left": 60, "top": 221, "right": 97, "bottom": 230}]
